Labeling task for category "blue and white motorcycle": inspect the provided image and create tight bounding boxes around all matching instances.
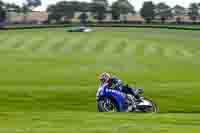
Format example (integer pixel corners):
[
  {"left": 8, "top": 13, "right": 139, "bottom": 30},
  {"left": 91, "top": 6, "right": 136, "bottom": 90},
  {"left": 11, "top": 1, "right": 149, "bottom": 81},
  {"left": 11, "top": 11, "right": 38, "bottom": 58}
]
[{"left": 96, "top": 83, "right": 159, "bottom": 113}]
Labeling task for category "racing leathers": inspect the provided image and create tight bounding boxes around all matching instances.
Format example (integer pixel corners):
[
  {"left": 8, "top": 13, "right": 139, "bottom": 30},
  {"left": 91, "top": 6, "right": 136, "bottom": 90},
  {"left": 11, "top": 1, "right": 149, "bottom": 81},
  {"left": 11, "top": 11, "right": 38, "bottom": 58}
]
[{"left": 106, "top": 76, "right": 141, "bottom": 100}]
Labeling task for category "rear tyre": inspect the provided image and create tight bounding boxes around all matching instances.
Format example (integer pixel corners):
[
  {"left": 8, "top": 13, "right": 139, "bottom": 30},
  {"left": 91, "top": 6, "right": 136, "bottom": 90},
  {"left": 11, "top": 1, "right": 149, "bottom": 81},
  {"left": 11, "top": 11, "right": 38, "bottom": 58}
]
[{"left": 97, "top": 98, "right": 118, "bottom": 112}]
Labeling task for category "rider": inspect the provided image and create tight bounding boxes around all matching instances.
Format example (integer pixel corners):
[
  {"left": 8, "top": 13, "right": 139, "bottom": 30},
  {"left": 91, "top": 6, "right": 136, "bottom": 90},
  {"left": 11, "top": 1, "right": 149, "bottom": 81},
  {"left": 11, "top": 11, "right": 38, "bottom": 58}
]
[{"left": 99, "top": 72, "right": 142, "bottom": 101}]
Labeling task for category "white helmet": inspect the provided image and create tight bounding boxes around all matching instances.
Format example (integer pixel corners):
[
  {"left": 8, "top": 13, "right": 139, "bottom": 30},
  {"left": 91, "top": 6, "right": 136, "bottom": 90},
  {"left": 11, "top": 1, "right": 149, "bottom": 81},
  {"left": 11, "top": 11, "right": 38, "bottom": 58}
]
[{"left": 99, "top": 72, "right": 111, "bottom": 84}]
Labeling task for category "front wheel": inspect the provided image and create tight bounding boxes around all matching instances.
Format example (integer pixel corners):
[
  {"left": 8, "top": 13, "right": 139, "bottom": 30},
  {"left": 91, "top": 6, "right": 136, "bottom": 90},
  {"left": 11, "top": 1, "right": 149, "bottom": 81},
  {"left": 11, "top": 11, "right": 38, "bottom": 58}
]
[
  {"left": 97, "top": 98, "right": 118, "bottom": 112},
  {"left": 137, "top": 98, "right": 159, "bottom": 113}
]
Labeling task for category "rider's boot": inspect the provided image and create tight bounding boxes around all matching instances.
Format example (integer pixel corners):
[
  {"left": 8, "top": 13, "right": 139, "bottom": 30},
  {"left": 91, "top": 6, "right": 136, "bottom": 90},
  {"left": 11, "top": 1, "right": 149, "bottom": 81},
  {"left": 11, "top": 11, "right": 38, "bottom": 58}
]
[
  {"left": 134, "top": 95, "right": 143, "bottom": 103},
  {"left": 134, "top": 88, "right": 144, "bottom": 103},
  {"left": 126, "top": 94, "right": 136, "bottom": 112}
]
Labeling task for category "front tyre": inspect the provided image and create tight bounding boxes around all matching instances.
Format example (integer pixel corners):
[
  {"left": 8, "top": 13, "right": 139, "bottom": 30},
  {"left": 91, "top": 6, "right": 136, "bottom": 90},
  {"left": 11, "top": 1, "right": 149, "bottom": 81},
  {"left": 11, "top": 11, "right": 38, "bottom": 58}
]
[
  {"left": 97, "top": 98, "right": 118, "bottom": 112},
  {"left": 139, "top": 98, "right": 159, "bottom": 113}
]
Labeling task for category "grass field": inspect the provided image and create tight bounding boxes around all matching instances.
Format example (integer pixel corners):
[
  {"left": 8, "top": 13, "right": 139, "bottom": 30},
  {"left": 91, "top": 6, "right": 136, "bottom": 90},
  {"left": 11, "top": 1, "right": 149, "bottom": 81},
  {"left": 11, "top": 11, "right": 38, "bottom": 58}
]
[{"left": 0, "top": 28, "right": 200, "bottom": 132}]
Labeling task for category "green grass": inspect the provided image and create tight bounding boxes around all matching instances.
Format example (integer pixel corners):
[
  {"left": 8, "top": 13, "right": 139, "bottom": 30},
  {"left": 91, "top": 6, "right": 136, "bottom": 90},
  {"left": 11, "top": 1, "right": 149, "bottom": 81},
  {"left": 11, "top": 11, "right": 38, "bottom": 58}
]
[
  {"left": 1, "top": 112, "right": 200, "bottom": 133},
  {"left": 0, "top": 28, "right": 200, "bottom": 132}
]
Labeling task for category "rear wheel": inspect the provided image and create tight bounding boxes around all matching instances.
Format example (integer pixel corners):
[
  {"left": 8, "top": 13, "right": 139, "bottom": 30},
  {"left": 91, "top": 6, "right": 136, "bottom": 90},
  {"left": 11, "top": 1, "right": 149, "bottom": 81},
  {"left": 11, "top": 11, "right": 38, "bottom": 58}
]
[{"left": 97, "top": 98, "right": 118, "bottom": 112}]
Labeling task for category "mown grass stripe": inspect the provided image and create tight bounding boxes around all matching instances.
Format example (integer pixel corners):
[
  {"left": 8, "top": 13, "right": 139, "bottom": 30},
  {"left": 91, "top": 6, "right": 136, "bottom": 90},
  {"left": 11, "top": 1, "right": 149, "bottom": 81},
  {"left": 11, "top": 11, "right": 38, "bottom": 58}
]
[
  {"left": 61, "top": 35, "right": 85, "bottom": 53},
  {"left": 11, "top": 39, "right": 26, "bottom": 49},
  {"left": 30, "top": 38, "right": 48, "bottom": 52},
  {"left": 37, "top": 36, "right": 63, "bottom": 53},
  {"left": 19, "top": 39, "right": 39, "bottom": 50},
  {"left": 112, "top": 40, "right": 128, "bottom": 54},
  {"left": 135, "top": 43, "right": 146, "bottom": 57},
  {"left": 48, "top": 37, "right": 68, "bottom": 53},
  {"left": 0, "top": 35, "right": 18, "bottom": 48},
  {"left": 0, "top": 35, "right": 10, "bottom": 45},
  {"left": 93, "top": 39, "right": 109, "bottom": 53},
  {"left": 71, "top": 36, "right": 90, "bottom": 52},
  {"left": 103, "top": 37, "right": 120, "bottom": 54}
]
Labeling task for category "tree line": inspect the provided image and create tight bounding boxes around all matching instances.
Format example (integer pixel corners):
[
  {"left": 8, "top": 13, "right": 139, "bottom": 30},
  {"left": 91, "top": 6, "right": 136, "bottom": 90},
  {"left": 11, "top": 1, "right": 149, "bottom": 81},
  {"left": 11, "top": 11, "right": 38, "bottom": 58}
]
[
  {"left": 0, "top": 0, "right": 200, "bottom": 24},
  {"left": 47, "top": 0, "right": 135, "bottom": 23},
  {"left": 0, "top": 0, "right": 41, "bottom": 23},
  {"left": 47, "top": 0, "right": 200, "bottom": 24},
  {"left": 140, "top": 1, "right": 200, "bottom": 24}
]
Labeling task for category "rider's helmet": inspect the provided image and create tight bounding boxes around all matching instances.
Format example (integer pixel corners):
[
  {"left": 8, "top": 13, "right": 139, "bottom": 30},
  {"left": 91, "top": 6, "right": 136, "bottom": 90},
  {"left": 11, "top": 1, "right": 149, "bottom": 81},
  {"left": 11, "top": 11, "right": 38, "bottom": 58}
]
[{"left": 99, "top": 72, "right": 111, "bottom": 84}]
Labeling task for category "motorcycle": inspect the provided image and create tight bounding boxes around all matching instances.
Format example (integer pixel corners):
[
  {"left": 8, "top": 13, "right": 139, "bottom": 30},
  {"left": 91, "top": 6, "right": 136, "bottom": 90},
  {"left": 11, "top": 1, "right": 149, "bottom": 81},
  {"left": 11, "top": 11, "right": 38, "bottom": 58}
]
[{"left": 96, "top": 83, "right": 159, "bottom": 113}]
